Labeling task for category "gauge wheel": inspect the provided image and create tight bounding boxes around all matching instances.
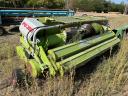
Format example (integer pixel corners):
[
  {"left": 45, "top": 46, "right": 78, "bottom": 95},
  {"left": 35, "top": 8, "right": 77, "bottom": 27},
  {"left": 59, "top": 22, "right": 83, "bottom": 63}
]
[
  {"left": 0, "top": 27, "right": 5, "bottom": 36},
  {"left": 11, "top": 68, "right": 26, "bottom": 88}
]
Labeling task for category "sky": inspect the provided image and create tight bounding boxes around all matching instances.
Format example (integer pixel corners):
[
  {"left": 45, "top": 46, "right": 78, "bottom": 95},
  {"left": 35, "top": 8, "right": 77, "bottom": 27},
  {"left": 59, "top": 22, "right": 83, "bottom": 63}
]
[{"left": 111, "top": 0, "right": 128, "bottom": 4}]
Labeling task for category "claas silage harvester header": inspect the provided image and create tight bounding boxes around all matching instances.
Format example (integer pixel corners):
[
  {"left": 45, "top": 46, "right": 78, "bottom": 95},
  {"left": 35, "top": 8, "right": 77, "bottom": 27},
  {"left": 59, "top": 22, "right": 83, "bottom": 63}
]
[
  {"left": 16, "top": 16, "right": 121, "bottom": 78},
  {"left": 1, "top": 15, "right": 128, "bottom": 89}
]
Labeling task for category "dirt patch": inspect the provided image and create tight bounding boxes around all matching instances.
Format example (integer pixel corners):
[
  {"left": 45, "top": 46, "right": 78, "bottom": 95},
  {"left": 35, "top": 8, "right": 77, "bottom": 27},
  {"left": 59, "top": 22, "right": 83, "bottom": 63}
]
[{"left": 75, "top": 12, "right": 122, "bottom": 18}]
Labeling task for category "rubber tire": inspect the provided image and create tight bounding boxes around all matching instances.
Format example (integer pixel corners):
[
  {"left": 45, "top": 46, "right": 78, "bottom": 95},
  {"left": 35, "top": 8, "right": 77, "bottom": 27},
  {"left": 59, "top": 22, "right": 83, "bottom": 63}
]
[
  {"left": 0, "top": 27, "right": 5, "bottom": 36},
  {"left": 0, "top": 69, "right": 26, "bottom": 90},
  {"left": 12, "top": 68, "right": 26, "bottom": 88}
]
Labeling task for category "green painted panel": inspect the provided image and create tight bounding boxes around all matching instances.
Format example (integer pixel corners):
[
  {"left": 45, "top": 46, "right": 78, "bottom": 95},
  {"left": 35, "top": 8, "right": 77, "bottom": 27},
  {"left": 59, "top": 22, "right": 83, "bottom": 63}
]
[
  {"left": 57, "top": 37, "right": 120, "bottom": 71},
  {"left": 39, "top": 16, "right": 108, "bottom": 24},
  {"left": 48, "top": 32, "right": 115, "bottom": 62}
]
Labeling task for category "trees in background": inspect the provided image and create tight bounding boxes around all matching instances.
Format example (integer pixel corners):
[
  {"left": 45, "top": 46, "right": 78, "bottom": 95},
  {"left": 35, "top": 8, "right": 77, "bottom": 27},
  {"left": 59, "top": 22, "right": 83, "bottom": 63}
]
[
  {"left": 124, "top": 4, "right": 128, "bottom": 14},
  {"left": 26, "top": 0, "right": 65, "bottom": 8},
  {"left": 0, "top": 0, "right": 125, "bottom": 13},
  {"left": 75, "top": 0, "right": 125, "bottom": 13},
  {"left": 0, "top": 0, "right": 65, "bottom": 8}
]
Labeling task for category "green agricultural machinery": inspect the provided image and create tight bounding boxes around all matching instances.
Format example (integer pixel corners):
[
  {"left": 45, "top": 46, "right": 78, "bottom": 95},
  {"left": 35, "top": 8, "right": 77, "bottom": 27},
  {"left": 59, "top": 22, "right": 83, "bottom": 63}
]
[
  {"left": 1, "top": 15, "right": 128, "bottom": 89},
  {"left": 17, "top": 16, "right": 121, "bottom": 78}
]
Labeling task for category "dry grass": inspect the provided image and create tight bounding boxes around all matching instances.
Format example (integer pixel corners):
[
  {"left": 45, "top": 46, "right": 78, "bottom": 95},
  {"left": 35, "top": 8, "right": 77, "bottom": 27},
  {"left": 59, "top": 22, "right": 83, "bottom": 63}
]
[
  {"left": 76, "top": 39, "right": 128, "bottom": 96},
  {"left": 1, "top": 38, "right": 128, "bottom": 96}
]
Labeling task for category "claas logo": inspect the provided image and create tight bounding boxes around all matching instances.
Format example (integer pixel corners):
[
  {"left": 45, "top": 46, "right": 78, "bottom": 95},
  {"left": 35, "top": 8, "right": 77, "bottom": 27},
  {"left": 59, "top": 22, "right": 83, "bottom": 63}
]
[{"left": 22, "top": 22, "right": 33, "bottom": 32}]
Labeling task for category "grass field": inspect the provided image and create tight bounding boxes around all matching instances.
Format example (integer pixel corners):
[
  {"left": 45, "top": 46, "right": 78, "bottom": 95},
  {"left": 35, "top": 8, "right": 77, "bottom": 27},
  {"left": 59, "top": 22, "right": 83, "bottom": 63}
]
[{"left": 1, "top": 13, "right": 128, "bottom": 96}]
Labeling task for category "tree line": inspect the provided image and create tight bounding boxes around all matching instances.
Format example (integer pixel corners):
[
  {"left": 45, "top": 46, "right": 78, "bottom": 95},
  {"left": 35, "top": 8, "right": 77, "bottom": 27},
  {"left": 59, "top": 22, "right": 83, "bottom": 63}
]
[
  {"left": 74, "top": 0, "right": 125, "bottom": 13},
  {"left": 0, "top": 0, "right": 65, "bottom": 8},
  {"left": 0, "top": 0, "right": 125, "bottom": 13}
]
